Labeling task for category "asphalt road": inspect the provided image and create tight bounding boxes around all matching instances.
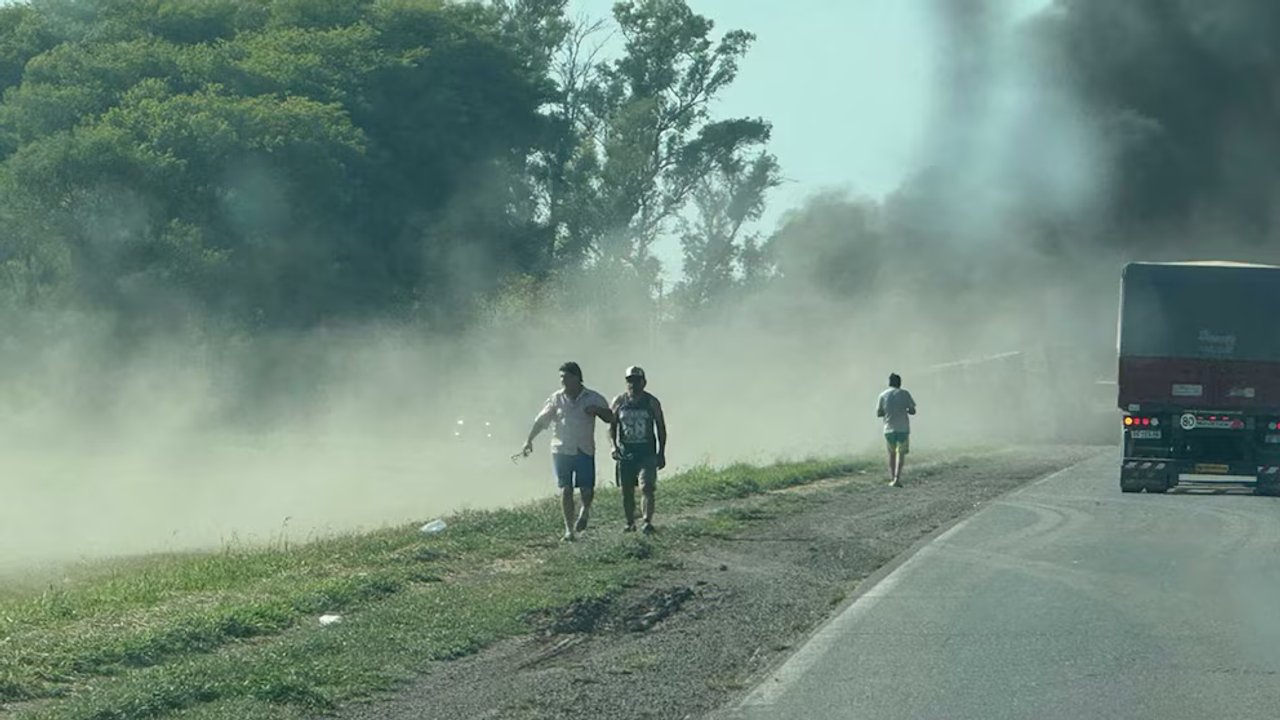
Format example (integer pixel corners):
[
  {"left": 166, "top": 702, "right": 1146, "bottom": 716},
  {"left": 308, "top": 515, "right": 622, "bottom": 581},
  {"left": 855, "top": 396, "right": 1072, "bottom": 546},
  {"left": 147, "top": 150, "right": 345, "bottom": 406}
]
[{"left": 717, "top": 450, "right": 1280, "bottom": 720}]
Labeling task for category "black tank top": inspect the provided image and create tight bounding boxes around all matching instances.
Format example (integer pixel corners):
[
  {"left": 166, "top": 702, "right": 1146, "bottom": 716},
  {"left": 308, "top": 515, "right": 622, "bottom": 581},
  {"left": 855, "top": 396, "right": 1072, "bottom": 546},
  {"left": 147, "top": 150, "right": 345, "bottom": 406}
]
[{"left": 616, "top": 392, "right": 658, "bottom": 458}]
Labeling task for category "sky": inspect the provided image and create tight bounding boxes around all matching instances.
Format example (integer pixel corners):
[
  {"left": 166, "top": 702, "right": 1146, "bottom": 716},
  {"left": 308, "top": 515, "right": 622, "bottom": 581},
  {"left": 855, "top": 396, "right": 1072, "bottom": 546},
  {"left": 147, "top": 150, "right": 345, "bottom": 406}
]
[{"left": 568, "top": 0, "right": 1053, "bottom": 272}]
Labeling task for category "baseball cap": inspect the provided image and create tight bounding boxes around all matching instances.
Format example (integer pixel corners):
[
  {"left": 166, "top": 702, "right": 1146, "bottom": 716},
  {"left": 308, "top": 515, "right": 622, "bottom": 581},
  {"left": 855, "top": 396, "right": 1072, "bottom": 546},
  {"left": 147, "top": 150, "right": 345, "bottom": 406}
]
[{"left": 624, "top": 365, "right": 646, "bottom": 379}]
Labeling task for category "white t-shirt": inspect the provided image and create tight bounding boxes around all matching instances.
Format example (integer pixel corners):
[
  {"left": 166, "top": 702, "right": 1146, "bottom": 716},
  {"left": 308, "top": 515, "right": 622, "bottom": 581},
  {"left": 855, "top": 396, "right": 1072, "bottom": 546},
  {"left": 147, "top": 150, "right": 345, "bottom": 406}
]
[
  {"left": 540, "top": 387, "right": 609, "bottom": 455},
  {"left": 877, "top": 387, "right": 917, "bottom": 434}
]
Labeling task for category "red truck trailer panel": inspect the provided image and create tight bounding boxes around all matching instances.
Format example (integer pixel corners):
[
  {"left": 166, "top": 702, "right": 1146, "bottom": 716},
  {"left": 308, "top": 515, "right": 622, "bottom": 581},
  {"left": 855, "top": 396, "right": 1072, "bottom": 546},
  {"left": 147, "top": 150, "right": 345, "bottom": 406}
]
[{"left": 1118, "top": 262, "right": 1280, "bottom": 410}]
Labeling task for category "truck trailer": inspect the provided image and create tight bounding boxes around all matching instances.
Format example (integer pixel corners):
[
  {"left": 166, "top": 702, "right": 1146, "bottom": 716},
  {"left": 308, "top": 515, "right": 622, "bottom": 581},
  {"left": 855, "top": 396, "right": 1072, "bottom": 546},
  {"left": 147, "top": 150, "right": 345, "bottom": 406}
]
[{"left": 1118, "top": 261, "right": 1280, "bottom": 494}]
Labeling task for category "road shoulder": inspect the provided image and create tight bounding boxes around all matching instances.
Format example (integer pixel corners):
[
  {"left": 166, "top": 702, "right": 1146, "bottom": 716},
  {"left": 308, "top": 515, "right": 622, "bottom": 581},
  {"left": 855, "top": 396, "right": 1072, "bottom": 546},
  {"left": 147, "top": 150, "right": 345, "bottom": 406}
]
[{"left": 335, "top": 445, "right": 1106, "bottom": 720}]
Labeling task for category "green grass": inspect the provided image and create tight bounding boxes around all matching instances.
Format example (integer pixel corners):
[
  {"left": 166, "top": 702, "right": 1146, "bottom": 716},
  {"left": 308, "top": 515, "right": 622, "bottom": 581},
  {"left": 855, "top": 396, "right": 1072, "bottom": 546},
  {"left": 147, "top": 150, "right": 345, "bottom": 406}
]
[{"left": 0, "top": 454, "right": 880, "bottom": 719}]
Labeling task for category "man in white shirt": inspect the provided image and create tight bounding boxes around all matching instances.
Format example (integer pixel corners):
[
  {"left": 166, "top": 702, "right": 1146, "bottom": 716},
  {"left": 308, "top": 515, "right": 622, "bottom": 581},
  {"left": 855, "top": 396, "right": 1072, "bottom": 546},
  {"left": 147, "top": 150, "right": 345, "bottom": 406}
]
[
  {"left": 876, "top": 373, "right": 917, "bottom": 488},
  {"left": 523, "top": 362, "right": 614, "bottom": 541}
]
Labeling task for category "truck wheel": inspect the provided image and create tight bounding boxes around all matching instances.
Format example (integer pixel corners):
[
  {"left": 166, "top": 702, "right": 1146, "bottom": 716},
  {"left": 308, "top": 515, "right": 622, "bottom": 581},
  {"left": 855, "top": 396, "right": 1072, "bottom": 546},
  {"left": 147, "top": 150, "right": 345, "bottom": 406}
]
[
  {"left": 1120, "top": 476, "right": 1142, "bottom": 493},
  {"left": 1256, "top": 482, "right": 1278, "bottom": 497},
  {"left": 1146, "top": 481, "right": 1168, "bottom": 494}
]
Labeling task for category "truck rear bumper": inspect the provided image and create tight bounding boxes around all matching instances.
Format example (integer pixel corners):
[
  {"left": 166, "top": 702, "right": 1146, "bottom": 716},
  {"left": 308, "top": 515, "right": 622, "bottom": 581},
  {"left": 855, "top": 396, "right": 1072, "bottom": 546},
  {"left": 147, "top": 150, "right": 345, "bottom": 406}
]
[{"left": 1121, "top": 458, "right": 1280, "bottom": 494}]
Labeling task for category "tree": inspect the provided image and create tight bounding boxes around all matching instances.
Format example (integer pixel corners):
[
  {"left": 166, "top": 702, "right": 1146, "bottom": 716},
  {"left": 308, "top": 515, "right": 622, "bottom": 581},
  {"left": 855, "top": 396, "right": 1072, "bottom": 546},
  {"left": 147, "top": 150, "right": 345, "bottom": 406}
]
[
  {"left": 0, "top": 0, "right": 562, "bottom": 329},
  {"left": 673, "top": 127, "right": 779, "bottom": 313},
  {"left": 588, "top": 1, "right": 757, "bottom": 278},
  {"left": 528, "top": 13, "right": 611, "bottom": 272},
  {"left": 0, "top": 3, "right": 61, "bottom": 100},
  {"left": 478, "top": 0, "right": 776, "bottom": 319},
  {"left": 0, "top": 0, "right": 780, "bottom": 332}
]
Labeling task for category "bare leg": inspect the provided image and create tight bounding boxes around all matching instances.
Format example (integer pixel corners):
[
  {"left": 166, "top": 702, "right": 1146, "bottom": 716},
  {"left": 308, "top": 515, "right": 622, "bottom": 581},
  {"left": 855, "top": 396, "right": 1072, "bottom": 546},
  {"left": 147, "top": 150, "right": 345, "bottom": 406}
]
[
  {"left": 577, "top": 487, "right": 594, "bottom": 530},
  {"left": 895, "top": 450, "right": 906, "bottom": 485},
  {"left": 561, "top": 487, "right": 576, "bottom": 539},
  {"left": 622, "top": 484, "right": 637, "bottom": 527},
  {"left": 887, "top": 448, "right": 898, "bottom": 484},
  {"left": 641, "top": 464, "right": 657, "bottom": 533}
]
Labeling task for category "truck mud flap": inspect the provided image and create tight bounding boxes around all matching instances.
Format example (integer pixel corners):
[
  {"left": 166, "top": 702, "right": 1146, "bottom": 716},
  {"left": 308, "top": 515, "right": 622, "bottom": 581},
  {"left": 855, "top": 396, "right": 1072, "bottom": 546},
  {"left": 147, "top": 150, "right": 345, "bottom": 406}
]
[
  {"left": 1121, "top": 459, "right": 1173, "bottom": 493},
  {"left": 1255, "top": 465, "right": 1280, "bottom": 496}
]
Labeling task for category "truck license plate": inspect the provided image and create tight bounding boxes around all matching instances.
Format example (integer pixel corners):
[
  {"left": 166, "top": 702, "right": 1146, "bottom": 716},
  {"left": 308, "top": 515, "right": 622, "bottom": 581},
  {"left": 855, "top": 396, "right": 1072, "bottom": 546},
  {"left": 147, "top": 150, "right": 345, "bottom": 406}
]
[
  {"left": 1194, "top": 463, "right": 1230, "bottom": 474},
  {"left": 1130, "top": 430, "right": 1162, "bottom": 439}
]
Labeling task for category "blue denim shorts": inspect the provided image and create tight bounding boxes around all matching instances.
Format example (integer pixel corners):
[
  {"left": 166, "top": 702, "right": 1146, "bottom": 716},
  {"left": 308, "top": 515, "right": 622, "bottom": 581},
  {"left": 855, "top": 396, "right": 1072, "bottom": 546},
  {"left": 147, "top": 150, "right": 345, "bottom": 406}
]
[{"left": 553, "top": 452, "right": 596, "bottom": 490}]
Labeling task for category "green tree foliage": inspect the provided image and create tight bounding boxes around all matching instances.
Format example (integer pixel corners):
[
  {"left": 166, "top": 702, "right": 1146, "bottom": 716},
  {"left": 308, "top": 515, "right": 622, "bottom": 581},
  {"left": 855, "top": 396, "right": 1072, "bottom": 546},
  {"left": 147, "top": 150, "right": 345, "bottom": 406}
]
[
  {"left": 0, "top": 0, "right": 547, "bottom": 329},
  {"left": 590, "top": 0, "right": 759, "bottom": 275},
  {"left": 0, "top": 0, "right": 773, "bottom": 331},
  {"left": 673, "top": 126, "right": 780, "bottom": 314},
  {"left": 527, "top": 0, "right": 775, "bottom": 310}
]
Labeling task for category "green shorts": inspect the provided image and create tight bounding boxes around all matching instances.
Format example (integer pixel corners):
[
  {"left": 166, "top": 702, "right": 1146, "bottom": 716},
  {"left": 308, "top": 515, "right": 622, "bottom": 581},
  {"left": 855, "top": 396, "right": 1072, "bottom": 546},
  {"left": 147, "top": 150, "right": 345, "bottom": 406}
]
[
  {"left": 885, "top": 431, "right": 910, "bottom": 454},
  {"left": 618, "top": 456, "right": 658, "bottom": 490}
]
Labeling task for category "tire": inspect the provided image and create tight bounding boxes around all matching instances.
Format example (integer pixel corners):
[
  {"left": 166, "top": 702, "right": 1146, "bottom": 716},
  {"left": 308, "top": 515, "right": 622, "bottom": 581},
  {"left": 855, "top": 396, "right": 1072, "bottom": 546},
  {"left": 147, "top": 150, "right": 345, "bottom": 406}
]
[
  {"left": 1256, "top": 482, "right": 1278, "bottom": 497},
  {"left": 1146, "top": 481, "right": 1168, "bottom": 494},
  {"left": 1120, "top": 476, "right": 1142, "bottom": 493}
]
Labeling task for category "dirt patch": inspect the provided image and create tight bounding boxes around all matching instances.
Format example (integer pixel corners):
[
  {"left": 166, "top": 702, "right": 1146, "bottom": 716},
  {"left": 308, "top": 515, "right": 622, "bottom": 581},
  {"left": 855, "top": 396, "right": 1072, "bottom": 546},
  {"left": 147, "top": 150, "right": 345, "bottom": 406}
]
[
  {"left": 625, "top": 586, "right": 696, "bottom": 633},
  {"left": 542, "top": 595, "right": 615, "bottom": 635},
  {"left": 334, "top": 445, "right": 1105, "bottom": 720},
  {"left": 525, "top": 584, "right": 698, "bottom": 640}
]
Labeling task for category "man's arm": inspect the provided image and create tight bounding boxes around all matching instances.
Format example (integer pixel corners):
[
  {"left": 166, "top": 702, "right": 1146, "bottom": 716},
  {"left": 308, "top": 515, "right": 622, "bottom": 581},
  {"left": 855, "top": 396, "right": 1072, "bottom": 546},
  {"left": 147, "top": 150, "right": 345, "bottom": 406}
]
[
  {"left": 908, "top": 391, "right": 917, "bottom": 415},
  {"left": 875, "top": 393, "right": 885, "bottom": 418},
  {"left": 608, "top": 397, "right": 621, "bottom": 458},
  {"left": 653, "top": 398, "right": 668, "bottom": 469},
  {"left": 523, "top": 402, "right": 554, "bottom": 454},
  {"left": 587, "top": 392, "right": 615, "bottom": 424}
]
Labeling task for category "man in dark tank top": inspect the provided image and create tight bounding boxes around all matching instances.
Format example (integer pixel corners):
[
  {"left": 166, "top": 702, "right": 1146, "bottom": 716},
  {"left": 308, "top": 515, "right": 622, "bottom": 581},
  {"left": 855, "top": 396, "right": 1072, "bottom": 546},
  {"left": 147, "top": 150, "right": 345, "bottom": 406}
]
[{"left": 609, "top": 366, "right": 668, "bottom": 535}]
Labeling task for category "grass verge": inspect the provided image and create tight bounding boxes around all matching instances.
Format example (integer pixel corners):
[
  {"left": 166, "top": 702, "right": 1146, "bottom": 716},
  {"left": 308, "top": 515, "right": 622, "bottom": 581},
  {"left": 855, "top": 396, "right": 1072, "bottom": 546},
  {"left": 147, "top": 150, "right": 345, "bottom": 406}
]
[{"left": 0, "top": 454, "right": 879, "bottom": 719}]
